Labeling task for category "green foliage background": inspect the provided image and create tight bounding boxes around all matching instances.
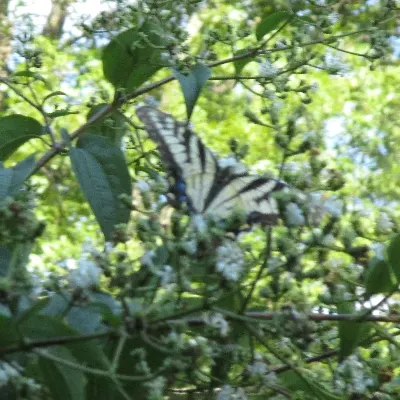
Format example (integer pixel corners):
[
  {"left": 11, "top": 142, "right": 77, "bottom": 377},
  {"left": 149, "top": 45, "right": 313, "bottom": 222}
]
[{"left": 0, "top": 0, "right": 400, "bottom": 399}]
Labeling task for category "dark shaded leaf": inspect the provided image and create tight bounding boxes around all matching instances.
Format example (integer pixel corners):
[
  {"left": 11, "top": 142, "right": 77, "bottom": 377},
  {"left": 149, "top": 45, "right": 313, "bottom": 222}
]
[
  {"left": 281, "top": 370, "right": 342, "bottom": 399},
  {"left": 387, "top": 234, "right": 400, "bottom": 282},
  {"left": 0, "top": 247, "right": 11, "bottom": 277},
  {"left": 15, "top": 297, "right": 51, "bottom": 326},
  {"left": 174, "top": 64, "right": 211, "bottom": 119},
  {"left": 0, "top": 115, "right": 42, "bottom": 161},
  {"left": 337, "top": 302, "right": 372, "bottom": 360},
  {"left": 256, "top": 11, "right": 291, "bottom": 41},
  {"left": 38, "top": 346, "right": 87, "bottom": 400},
  {"left": 69, "top": 134, "right": 131, "bottom": 240}
]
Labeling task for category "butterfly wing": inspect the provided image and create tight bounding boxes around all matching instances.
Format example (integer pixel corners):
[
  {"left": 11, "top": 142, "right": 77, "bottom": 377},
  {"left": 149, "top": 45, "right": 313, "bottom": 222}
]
[
  {"left": 137, "top": 106, "right": 218, "bottom": 213},
  {"left": 137, "top": 106, "right": 284, "bottom": 225}
]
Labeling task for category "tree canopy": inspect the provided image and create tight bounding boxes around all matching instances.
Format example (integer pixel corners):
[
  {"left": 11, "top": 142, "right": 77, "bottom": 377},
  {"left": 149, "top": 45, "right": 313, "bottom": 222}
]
[{"left": 0, "top": 0, "right": 400, "bottom": 399}]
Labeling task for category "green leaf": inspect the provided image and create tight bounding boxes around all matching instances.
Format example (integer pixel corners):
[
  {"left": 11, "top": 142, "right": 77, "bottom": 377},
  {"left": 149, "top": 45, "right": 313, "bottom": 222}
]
[
  {"left": 281, "top": 370, "right": 342, "bottom": 400},
  {"left": 102, "top": 23, "right": 166, "bottom": 92},
  {"left": 0, "top": 115, "right": 42, "bottom": 161},
  {"left": 42, "top": 91, "right": 68, "bottom": 104},
  {"left": 174, "top": 63, "right": 211, "bottom": 119},
  {"left": 46, "top": 109, "right": 79, "bottom": 118},
  {"left": 38, "top": 346, "right": 87, "bottom": 400},
  {"left": 86, "top": 104, "right": 127, "bottom": 146},
  {"left": 255, "top": 11, "right": 291, "bottom": 41},
  {"left": 337, "top": 302, "right": 372, "bottom": 360},
  {"left": 387, "top": 234, "right": 400, "bottom": 282},
  {"left": 0, "top": 247, "right": 11, "bottom": 276},
  {"left": 0, "top": 313, "right": 17, "bottom": 347},
  {"left": 365, "top": 257, "right": 396, "bottom": 296},
  {"left": 15, "top": 297, "right": 51, "bottom": 326},
  {"left": 13, "top": 70, "right": 47, "bottom": 83},
  {"left": 0, "top": 155, "right": 36, "bottom": 199},
  {"left": 69, "top": 134, "right": 132, "bottom": 240},
  {"left": 233, "top": 49, "right": 255, "bottom": 74}
]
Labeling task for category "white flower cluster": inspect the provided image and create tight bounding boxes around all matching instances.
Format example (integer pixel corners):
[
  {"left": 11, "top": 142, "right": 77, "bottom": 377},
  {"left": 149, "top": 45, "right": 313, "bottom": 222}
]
[
  {"left": 146, "top": 376, "right": 166, "bottom": 400},
  {"left": 155, "top": 264, "right": 176, "bottom": 285},
  {"left": 376, "top": 212, "right": 394, "bottom": 233},
  {"left": 0, "top": 362, "right": 20, "bottom": 388},
  {"left": 371, "top": 242, "right": 385, "bottom": 260},
  {"left": 217, "top": 385, "right": 248, "bottom": 400},
  {"left": 282, "top": 161, "right": 312, "bottom": 187},
  {"left": 258, "top": 60, "right": 278, "bottom": 78},
  {"left": 68, "top": 258, "right": 101, "bottom": 290},
  {"left": 219, "top": 157, "right": 247, "bottom": 174},
  {"left": 308, "top": 193, "right": 343, "bottom": 226},
  {"left": 323, "top": 52, "right": 350, "bottom": 75},
  {"left": 203, "top": 312, "right": 230, "bottom": 337},
  {"left": 216, "top": 241, "right": 245, "bottom": 281},
  {"left": 285, "top": 203, "right": 305, "bottom": 226},
  {"left": 191, "top": 214, "right": 208, "bottom": 235},
  {"left": 334, "top": 355, "right": 374, "bottom": 395}
]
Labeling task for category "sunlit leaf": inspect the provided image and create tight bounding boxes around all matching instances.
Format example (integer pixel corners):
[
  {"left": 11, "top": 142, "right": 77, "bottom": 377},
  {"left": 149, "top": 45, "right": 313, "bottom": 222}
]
[
  {"left": 102, "top": 23, "right": 166, "bottom": 92},
  {"left": 256, "top": 11, "right": 291, "bottom": 41}
]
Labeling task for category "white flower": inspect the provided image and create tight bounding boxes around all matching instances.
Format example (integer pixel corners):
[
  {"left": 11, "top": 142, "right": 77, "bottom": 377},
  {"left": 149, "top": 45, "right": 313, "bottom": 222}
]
[
  {"left": 141, "top": 250, "right": 155, "bottom": 267},
  {"left": 324, "top": 52, "right": 349, "bottom": 75},
  {"left": 104, "top": 242, "right": 115, "bottom": 254},
  {"left": 327, "top": 12, "right": 339, "bottom": 24},
  {"left": 334, "top": 355, "right": 374, "bottom": 395},
  {"left": 321, "top": 234, "right": 336, "bottom": 247},
  {"left": 219, "top": 157, "right": 247, "bottom": 174},
  {"left": 68, "top": 259, "right": 101, "bottom": 289},
  {"left": 216, "top": 241, "right": 245, "bottom": 281},
  {"left": 310, "top": 82, "right": 319, "bottom": 92},
  {"left": 191, "top": 214, "right": 207, "bottom": 234},
  {"left": 136, "top": 180, "right": 151, "bottom": 193},
  {"left": 259, "top": 61, "right": 278, "bottom": 78},
  {"left": 203, "top": 312, "right": 230, "bottom": 337},
  {"left": 217, "top": 385, "right": 248, "bottom": 400},
  {"left": 146, "top": 376, "right": 166, "bottom": 399},
  {"left": 285, "top": 203, "right": 305, "bottom": 226},
  {"left": 376, "top": 212, "right": 393, "bottom": 233},
  {"left": 324, "top": 197, "right": 343, "bottom": 217},
  {"left": 156, "top": 264, "right": 175, "bottom": 285},
  {"left": 182, "top": 239, "right": 197, "bottom": 255},
  {"left": 219, "top": 156, "right": 237, "bottom": 168},
  {"left": 247, "top": 360, "right": 267, "bottom": 376},
  {"left": 0, "top": 362, "right": 20, "bottom": 388},
  {"left": 263, "top": 372, "right": 278, "bottom": 386},
  {"left": 371, "top": 242, "right": 385, "bottom": 260}
]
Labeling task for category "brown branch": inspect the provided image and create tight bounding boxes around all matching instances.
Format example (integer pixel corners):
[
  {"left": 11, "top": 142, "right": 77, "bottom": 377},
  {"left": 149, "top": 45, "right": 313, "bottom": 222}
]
[
  {"left": 0, "top": 330, "right": 116, "bottom": 358},
  {"left": 246, "top": 311, "right": 400, "bottom": 323}
]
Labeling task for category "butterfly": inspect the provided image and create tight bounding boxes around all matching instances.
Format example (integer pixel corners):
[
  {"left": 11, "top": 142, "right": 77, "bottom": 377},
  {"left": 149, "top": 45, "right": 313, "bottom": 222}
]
[{"left": 136, "top": 106, "right": 286, "bottom": 226}]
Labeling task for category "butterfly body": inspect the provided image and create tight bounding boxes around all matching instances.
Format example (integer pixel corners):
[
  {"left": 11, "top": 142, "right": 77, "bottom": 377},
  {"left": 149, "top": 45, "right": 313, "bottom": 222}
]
[{"left": 137, "top": 106, "right": 285, "bottom": 225}]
